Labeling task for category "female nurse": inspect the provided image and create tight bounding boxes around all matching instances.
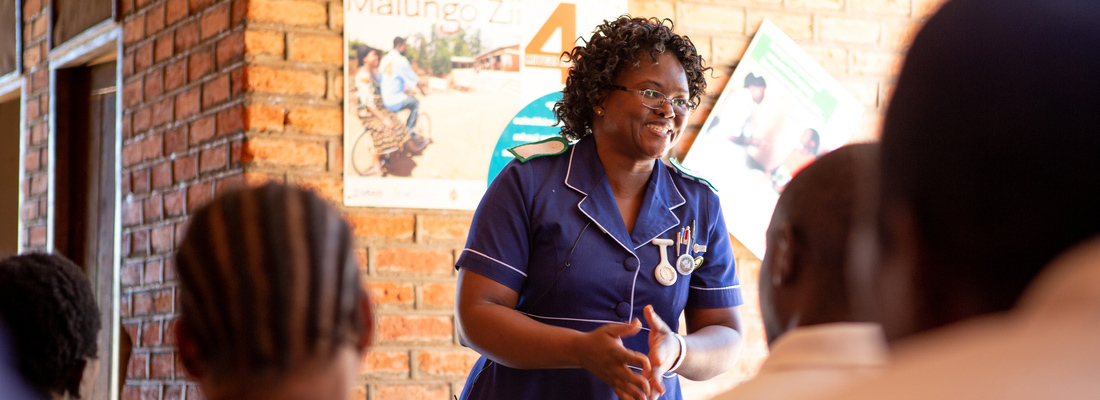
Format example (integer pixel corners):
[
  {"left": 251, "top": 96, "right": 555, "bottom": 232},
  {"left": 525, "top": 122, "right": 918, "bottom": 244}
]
[{"left": 455, "top": 16, "right": 744, "bottom": 400}]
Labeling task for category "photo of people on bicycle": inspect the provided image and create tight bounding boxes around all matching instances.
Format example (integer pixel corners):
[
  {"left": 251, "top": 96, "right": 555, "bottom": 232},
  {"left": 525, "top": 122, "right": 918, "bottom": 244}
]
[
  {"left": 350, "top": 40, "right": 432, "bottom": 177},
  {"left": 344, "top": 2, "right": 526, "bottom": 208}
]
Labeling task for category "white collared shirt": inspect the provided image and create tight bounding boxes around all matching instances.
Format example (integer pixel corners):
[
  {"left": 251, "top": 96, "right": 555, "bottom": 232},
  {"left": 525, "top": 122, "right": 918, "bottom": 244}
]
[
  {"left": 821, "top": 237, "right": 1100, "bottom": 400},
  {"left": 713, "top": 322, "right": 889, "bottom": 400}
]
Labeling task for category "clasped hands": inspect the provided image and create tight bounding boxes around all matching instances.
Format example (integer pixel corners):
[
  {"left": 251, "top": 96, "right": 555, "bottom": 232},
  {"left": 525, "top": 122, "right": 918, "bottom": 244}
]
[{"left": 575, "top": 305, "right": 682, "bottom": 400}]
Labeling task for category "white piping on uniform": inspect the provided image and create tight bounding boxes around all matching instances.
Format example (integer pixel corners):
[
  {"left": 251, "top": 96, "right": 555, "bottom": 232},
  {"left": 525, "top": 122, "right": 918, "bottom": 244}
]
[
  {"left": 628, "top": 265, "right": 639, "bottom": 321},
  {"left": 689, "top": 284, "right": 741, "bottom": 291},
  {"left": 564, "top": 144, "right": 581, "bottom": 194},
  {"left": 521, "top": 312, "right": 650, "bottom": 331},
  {"left": 634, "top": 164, "right": 688, "bottom": 250},
  {"left": 565, "top": 144, "right": 636, "bottom": 257},
  {"left": 580, "top": 207, "right": 634, "bottom": 256},
  {"left": 462, "top": 248, "right": 528, "bottom": 277},
  {"left": 567, "top": 149, "right": 642, "bottom": 320},
  {"left": 626, "top": 365, "right": 680, "bottom": 379}
]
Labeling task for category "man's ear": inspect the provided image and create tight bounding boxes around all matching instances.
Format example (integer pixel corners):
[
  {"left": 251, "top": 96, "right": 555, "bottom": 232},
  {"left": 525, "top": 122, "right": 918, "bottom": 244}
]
[
  {"left": 174, "top": 320, "right": 204, "bottom": 379},
  {"left": 770, "top": 223, "right": 796, "bottom": 287}
]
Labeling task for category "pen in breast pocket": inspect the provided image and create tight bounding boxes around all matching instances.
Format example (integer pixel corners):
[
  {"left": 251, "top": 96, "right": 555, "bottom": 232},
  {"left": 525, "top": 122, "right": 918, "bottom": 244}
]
[
  {"left": 676, "top": 226, "right": 683, "bottom": 258},
  {"left": 691, "top": 219, "right": 697, "bottom": 252}
]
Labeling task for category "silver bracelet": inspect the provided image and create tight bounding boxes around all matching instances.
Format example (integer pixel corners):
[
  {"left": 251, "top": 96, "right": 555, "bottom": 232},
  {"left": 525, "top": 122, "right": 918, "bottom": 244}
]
[{"left": 667, "top": 333, "right": 687, "bottom": 373}]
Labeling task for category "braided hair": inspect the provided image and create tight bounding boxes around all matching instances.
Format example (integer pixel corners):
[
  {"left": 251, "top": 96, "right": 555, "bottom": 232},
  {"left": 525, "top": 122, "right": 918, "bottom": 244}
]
[
  {"left": 0, "top": 253, "right": 101, "bottom": 398},
  {"left": 555, "top": 16, "right": 710, "bottom": 140},
  {"left": 175, "top": 183, "right": 369, "bottom": 378}
]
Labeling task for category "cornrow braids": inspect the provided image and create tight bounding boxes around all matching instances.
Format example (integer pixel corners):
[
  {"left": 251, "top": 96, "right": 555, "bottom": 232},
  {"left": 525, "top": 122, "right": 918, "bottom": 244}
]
[
  {"left": 0, "top": 253, "right": 101, "bottom": 398},
  {"left": 175, "top": 183, "right": 369, "bottom": 378},
  {"left": 555, "top": 16, "right": 710, "bottom": 141}
]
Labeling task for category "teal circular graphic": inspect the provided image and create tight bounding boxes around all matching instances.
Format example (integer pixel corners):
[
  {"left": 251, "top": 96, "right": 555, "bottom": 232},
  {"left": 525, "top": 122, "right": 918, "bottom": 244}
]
[{"left": 487, "top": 92, "right": 565, "bottom": 185}]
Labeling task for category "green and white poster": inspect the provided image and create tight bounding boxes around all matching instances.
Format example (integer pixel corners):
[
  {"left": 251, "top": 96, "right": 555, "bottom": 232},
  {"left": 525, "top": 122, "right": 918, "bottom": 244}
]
[{"left": 683, "top": 19, "right": 865, "bottom": 257}]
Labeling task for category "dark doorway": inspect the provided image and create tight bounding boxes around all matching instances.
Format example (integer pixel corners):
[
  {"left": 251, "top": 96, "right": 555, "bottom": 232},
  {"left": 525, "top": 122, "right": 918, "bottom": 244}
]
[
  {"left": 54, "top": 59, "right": 117, "bottom": 399},
  {"left": 0, "top": 96, "right": 18, "bottom": 257}
]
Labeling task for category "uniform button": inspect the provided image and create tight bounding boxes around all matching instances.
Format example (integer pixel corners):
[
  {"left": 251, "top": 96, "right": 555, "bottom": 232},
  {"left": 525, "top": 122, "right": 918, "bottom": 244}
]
[
  {"left": 623, "top": 257, "right": 639, "bottom": 271},
  {"left": 615, "top": 302, "right": 631, "bottom": 318}
]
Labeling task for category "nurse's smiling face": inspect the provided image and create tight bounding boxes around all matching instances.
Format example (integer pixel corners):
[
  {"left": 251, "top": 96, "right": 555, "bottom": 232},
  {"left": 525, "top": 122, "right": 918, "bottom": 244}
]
[{"left": 593, "top": 51, "right": 690, "bottom": 162}]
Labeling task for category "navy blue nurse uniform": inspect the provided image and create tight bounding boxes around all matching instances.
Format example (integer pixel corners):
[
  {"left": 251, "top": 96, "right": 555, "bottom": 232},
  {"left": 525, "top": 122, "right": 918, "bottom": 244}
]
[{"left": 456, "top": 136, "right": 743, "bottom": 399}]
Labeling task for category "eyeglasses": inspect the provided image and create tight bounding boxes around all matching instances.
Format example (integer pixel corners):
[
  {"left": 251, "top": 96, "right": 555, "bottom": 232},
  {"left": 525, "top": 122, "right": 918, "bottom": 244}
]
[{"left": 610, "top": 85, "right": 696, "bottom": 115}]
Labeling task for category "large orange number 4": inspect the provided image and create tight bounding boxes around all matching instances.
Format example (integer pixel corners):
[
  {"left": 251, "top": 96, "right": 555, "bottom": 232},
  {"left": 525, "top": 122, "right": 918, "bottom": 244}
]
[{"left": 524, "top": 3, "right": 576, "bottom": 84}]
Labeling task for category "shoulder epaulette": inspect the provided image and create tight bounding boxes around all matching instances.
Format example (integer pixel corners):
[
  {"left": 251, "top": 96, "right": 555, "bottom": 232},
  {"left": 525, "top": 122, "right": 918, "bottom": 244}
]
[
  {"left": 669, "top": 157, "right": 718, "bottom": 192},
  {"left": 508, "top": 137, "right": 569, "bottom": 162}
]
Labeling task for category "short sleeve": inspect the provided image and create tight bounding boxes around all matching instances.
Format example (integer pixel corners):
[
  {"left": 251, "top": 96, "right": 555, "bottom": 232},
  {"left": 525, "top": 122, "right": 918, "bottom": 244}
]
[
  {"left": 400, "top": 58, "right": 419, "bottom": 87},
  {"left": 687, "top": 192, "right": 743, "bottom": 308},
  {"left": 456, "top": 162, "right": 531, "bottom": 293}
]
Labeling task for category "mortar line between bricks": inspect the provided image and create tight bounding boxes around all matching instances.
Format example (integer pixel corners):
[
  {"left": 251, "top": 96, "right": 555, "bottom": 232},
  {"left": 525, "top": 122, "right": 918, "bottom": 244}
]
[
  {"left": 118, "top": 251, "right": 179, "bottom": 263},
  {"left": 247, "top": 24, "right": 342, "bottom": 36},
  {"left": 246, "top": 97, "right": 344, "bottom": 108},
  {"left": 127, "top": 64, "right": 249, "bottom": 108},
  {"left": 125, "top": 92, "right": 248, "bottom": 127}
]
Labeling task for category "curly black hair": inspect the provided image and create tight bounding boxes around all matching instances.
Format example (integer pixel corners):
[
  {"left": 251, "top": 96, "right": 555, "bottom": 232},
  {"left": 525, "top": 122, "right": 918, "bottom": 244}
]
[
  {"left": 0, "top": 253, "right": 101, "bottom": 398},
  {"left": 555, "top": 16, "right": 710, "bottom": 141}
]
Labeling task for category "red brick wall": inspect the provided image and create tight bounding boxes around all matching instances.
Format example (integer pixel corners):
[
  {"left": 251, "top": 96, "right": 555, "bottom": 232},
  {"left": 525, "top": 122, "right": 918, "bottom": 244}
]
[
  {"left": 118, "top": 0, "right": 249, "bottom": 397},
  {"left": 19, "top": 0, "right": 50, "bottom": 252},
  {"left": 15, "top": 0, "right": 949, "bottom": 399}
]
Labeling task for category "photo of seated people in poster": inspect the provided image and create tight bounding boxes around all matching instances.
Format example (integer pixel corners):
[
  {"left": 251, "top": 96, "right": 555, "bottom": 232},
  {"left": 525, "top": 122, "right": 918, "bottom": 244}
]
[
  {"left": 683, "top": 20, "right": 863, "bottom": 257},
  {"left": 344, "top": 0, "right": 525, "bottom": 209},
  {"left": 344, "top": 0, "right": 626, "bottom": 210}
]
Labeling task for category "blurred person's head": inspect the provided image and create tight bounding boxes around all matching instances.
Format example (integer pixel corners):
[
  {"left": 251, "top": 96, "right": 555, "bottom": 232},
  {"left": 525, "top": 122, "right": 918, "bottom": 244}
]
[
  {"left": 174, "top": 183, "right": 372, "bottom": 400},
  {"left": 393, "top": 36, "right": 407, "bottom": 54},
  {"left": 761, "top": 144, "right": 877, "bottom": 345},
  {"left": 851, "top": 0, "right": 1100, "bottom": 342},
  {"left": 0, "top": 253, "right": 101, "bottom": 399},
  {"left": 801, "top": 129, "right": 821, "bottom": 156},
  {"left": 364, "top": 48, "right": 382, "bottom": 69},
  {"left": 0, "top": 321, "right": 42, "bottom": 400},
  {"left": 358, "top": 47, "right": 380, "bottom": 70},
  {"left": 744, "top": 73, "right": 766, "bottom": 103}
]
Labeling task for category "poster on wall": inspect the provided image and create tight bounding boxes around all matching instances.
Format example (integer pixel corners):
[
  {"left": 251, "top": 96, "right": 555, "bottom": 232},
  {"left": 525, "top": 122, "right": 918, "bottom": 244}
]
[
  {"left": 484, "top": 0, "right": 626, "bottom": 184},
  {"left": 682, "top": 19, "right": 864, "bottom": 258},
  {"left": 344, "top": 0, "right": 626, "bottom": 209}
]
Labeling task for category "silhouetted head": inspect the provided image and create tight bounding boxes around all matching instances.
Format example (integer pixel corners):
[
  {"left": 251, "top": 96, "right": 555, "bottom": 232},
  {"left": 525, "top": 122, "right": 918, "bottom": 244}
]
[
  {"left": 743, "top": 73, "right": 767, "bottom": 103},
  {"left": 175, "top": 183, "right": 371, "bottom": 400},
  {"left": 360, "top": 46, "right": 381, "bottom": 70},
  {"left": 800, "top": 129, "right": 820, "bottom": 156},
  {"left": 761, "top": 144, "right": 877, "bottom": 345},
  {"left": 393, "top": 36, "right": 407, "bottom": 54},
  {"left": 852, "top": 0, "right": 1100, "bottom": 342},
  {"left": 0, "top": 253, "right": 101, "bottom": 399}
]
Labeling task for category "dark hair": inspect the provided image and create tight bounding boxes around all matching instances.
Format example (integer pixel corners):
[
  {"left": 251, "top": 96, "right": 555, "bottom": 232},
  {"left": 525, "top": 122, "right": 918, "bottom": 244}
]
[
  {"left": 555, "top": 16, "right": 710, "bottom": 141},
  {"left": 358, "top": 46, "right": 382, "bottom": 65},
  {"left": 879, "top": 0, "right": 1100, "bottom": 326},
  {"left": 804, "top": 129, "right": 820, "bottom": 156},
  {"left": 774, "top": 143, "right": 877, "bottom": 322},
  {"left": 175, "top": 183, "right": 370, "bottom": 378},
  {"left": 393, "top": 36, "right": 406, "bottom": 48},
  {"left": 743, "top": 73, "right": 766, "bottom": 88},
  {"left": 0, "top": 253, "right": 101, "bottom": 398}
]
